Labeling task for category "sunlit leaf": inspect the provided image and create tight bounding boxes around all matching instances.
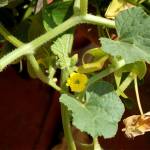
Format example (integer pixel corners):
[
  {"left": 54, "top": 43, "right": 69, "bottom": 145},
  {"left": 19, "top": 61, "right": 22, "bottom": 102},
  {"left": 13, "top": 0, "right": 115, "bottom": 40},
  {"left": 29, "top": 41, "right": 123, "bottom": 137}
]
[
  {"left": 60, "top": 81, "right": 125, "bottom": 138},
  {"left": 101, "top": 7, "right": 150, "bottom": 64}
]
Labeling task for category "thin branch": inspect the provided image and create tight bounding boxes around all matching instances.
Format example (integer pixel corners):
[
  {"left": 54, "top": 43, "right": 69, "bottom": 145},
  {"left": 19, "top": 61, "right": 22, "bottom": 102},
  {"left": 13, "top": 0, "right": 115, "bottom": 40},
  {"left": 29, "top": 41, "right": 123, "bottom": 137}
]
[
  {"left": 82, "top": 14, "right": 115, "bottom": 28},
  {"left": 0, "top": 16, "right": 82, "bottom": 71},
  {"left": 60, "top": 70, "right": 76, "bottom": 150},
  {"left": 0, "top": 24, "right": 61, "bottom": 92},
  {"left": 116, "top": 72, "right": 134, "bottom": 97},
  {"left": 80, "top": 0, "right": 88, "bottom": 15},
  {"left": 74, "top": 0, "right": 81, "bottom": 15},
  {"left": 0, "top": 15, "right": 115, "bottom": 71},
  {"left": 134, "top": 76, "right": 144, "bottom": 115}
]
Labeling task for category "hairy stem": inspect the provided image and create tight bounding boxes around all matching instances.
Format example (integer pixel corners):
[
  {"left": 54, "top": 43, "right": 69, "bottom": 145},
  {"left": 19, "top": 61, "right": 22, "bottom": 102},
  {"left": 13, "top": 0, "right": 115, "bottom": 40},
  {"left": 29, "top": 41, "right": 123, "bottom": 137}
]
[
  {"left": 61, "top": 70, "right": 76, "bottom": 150},
  {"left": 134, "top": 76, "right": 144, "bottom": 115},
  {"left": 0, "top": 24, "right": 23, "bottom": 47},
  {"left": 74, "top": 0, "right": 81, "bottom": 15},
  {"left": 0, "top": 24, "right": 61, "bottom": 91},
  {"left": 61, "top": 104, "right": 76, "bottom": 150},
  {"left": 0, "top": 16, "right": 81, "bottom": 71},
  {"left": 27, "top": 54, "right": 61, "bottom": 91},
  {"left": 0, "top": 15, "right": 115, "bottom": 71},
  {"left": 80, "top": 0, "right": 88, "bottom": 15},
  {"left": 83, "top": 14, "right": 115, "bottom": 28}
]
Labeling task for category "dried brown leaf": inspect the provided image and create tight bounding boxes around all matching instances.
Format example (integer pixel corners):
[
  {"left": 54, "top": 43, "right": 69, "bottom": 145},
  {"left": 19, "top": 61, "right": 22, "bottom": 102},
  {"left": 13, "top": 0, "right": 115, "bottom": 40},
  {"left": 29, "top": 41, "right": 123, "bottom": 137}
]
[{"left": 122, "top": 112, "right": 150, "bottom": 138}]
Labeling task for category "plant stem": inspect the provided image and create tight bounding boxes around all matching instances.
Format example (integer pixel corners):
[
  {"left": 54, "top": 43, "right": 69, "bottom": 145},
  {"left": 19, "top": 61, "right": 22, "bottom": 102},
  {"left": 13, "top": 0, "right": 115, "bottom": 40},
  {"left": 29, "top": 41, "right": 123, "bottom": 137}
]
[
  {"left": 134, "top": 76, "right": 144, "bottom": 115},
  {"left": 0, "top": 15, "right": 115, "bottom": 71},
  {"left": 93, "top": 138, "right": 102, "bottom": 150},
  {"left": 74, "top": 0, "right": 81, "bottom": 15},
  {"left": 27, "top": 54, "right": 61, "bottom": 91},
  {"left": 61, "top": 104, "right": 76, "bottom": 150},
  {"left": 80, "top": 0, "right": 88, "bottom": 15},
  {"left": 0, "top": 16, "right": 81, "bottom": 71},
  {"left": 88, "top": 58, "right": 125, "bottom": 86},
  {"left": 116, "top": 72, "right": 134, "bottom": 97},
  {"left": 0, "top": 24, "right": 23, "bottom": 47},
  {"left": 88, "top": 66, "right": 115, "bottom": 86},
  {"left": 61, "top": 70, "right": 76, "bottom": 150},
  {"left": 0, "top": 24, "right": 61, "bottom": 92},
  {"left": 83, "top": 14, "right": 115, "bottom": 28}
]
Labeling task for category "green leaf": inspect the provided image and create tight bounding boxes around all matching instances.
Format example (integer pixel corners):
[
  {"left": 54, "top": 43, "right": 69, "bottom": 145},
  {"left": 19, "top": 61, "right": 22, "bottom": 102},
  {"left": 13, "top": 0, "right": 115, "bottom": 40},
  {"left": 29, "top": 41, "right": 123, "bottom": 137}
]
[
  {"left": 52, "top": 1, "right": 73, "bottom": 25},
  {"left": 60, "top": 81, "right": 125, "bottom": 138},
  {"left": 101, "top": 7, "right": 150, "bottom": 64},
  {"left": 42, "top": 1, "right": 73, "bottom": 31},
  {"left": 51, "top": 34, "right": 73, "bottom": 69}
]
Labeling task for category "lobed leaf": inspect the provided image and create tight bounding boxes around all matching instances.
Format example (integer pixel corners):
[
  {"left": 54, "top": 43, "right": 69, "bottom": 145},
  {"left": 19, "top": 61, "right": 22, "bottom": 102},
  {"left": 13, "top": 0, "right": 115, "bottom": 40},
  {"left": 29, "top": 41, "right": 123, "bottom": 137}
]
[
  {"left": 60, "top": 81, "right": 125, "bottom": 138},
  {"left": 101, "top": 7, "right": 150, "bottom": 64}
]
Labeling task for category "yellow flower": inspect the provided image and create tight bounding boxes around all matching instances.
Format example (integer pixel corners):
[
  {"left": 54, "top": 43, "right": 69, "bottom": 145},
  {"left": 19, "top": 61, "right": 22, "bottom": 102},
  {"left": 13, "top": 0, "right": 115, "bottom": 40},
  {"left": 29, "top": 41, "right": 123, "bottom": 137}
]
[{"left": 66, "top": 72, "right": 88, "bottom": 92}]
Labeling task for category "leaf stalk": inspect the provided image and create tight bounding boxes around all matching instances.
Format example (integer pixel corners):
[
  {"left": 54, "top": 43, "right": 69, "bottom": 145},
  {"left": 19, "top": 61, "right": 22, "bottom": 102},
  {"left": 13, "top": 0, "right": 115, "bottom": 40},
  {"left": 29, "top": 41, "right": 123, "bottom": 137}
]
[
  {"left": 134, "top": 76, "right": 144, "bottom": 115},
  {"left": 116, "top": 72, "right": 134, "bottom": 97},
  {"left": 61, "top": 70, "right": 76, "bottom": 150},
  {"left": 80, "top": 0, "right": 88, "bottom": 15}
]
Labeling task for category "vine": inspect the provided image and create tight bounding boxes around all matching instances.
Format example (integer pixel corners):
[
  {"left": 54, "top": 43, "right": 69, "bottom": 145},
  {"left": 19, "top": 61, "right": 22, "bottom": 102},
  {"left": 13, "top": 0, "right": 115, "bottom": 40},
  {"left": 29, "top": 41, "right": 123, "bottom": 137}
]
[{"left": 0, "top": 0, "right": 150, "bottom": 149}]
